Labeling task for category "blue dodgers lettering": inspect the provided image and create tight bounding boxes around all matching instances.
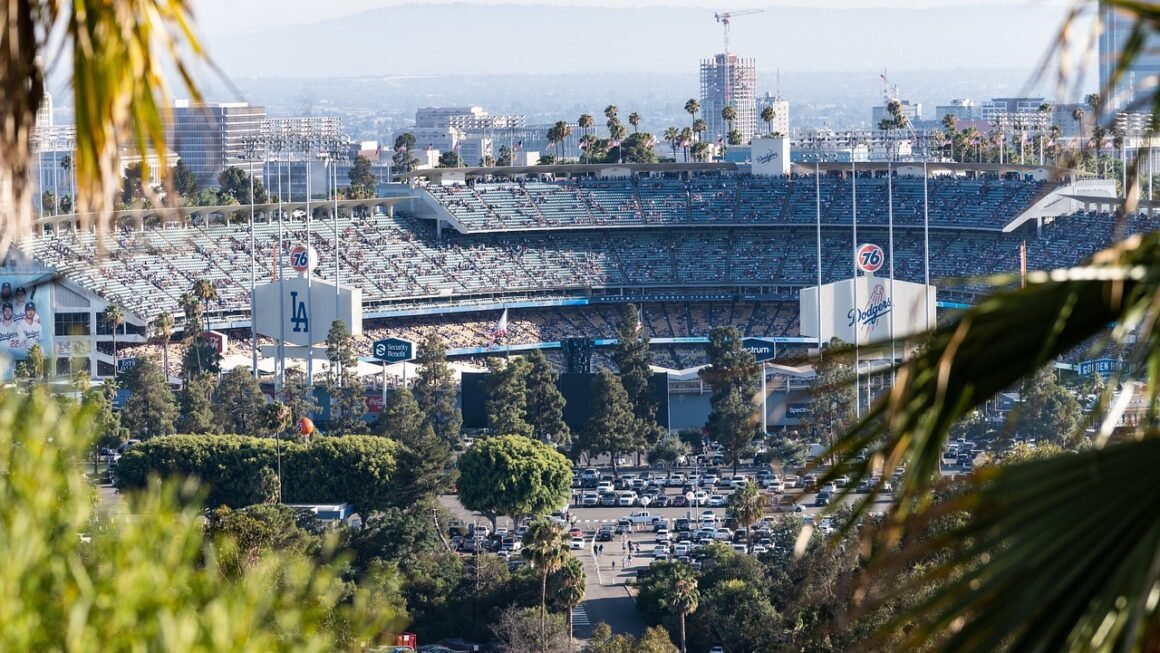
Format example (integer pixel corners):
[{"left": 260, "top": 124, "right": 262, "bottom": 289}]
[
  {"left": 289, "top": 291, "right": 309, "bottom": 333},
  {"left": 847, "top": 298, "right": 893, "bottom": 329}
]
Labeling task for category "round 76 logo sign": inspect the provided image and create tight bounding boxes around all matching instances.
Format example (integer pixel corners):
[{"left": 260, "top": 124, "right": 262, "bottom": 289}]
[
  {"left": 290, "top": 245, "right": 311, "bottom": 273},
  {"left": 856, "top": 243, "right": 884, "bottom": 273}
]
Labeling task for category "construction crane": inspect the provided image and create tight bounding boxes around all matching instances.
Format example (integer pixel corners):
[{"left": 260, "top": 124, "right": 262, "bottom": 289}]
[{"left": 714, "top": 8, "right": 764, "bottom": 57}]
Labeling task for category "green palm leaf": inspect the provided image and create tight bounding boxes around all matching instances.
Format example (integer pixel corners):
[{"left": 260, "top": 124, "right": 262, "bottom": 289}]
[{"left": 874, "top": 438, "right": 1160, "bottom": 653}]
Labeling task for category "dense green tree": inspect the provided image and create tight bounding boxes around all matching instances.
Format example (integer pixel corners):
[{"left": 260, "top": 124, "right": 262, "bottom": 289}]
[
  {"left": 619, "top": 132, "right": 659, "bottom": 164},
  {"left": 456, "top": 434, "right": 572, "bottom": 531},
  {"left": 493, "top": 606, "right": 569, "bottom": 653},
  {"left": 14, "top": 343, "right": 47, "bottom": 381},
  {"left": 374, "top": 386, "right": 424, "bottom": 441},
  {"left": 119, "top": 356, "right": 176, "bottom": 438},
  {"left": 324, "top": 320, "right": 366, "bottom": 435},
  {"left": 217, "top": 165, "right": 268, "bottom": 205},
  {"left": 120, "top": 162, "right": 145, "bottom": 206},
  {"left": 613, "top": 303, "right": 660, "bottom": 460},
  {"left": 347, "top": 154, "right": 376, "bottom": 196},
  {"left": 204, "top": 504, "right": 322, "bottom": 576},
  {"left": 701, "top": 326, "right": 759, "bottom": 473},
  {"left": 176, "top": 372, "right": 217, "bottom": 434},
  {"left": 578, "top": 369, "right": 637, "bottom": 476},
  {"left": 392, "top": 133, "right": 419, "bottom": 173},
  {"left": 413, "top": 333, "right": 462, "bottom": 445},
  {"left": 496, "top": 144, "right": 513, "bottom": 167},
  {"left": 84, "top": 381, "right": 129, "bottom": 451},
  {"left": 1008, "top": 367, "right": 1084, "bottom": 445},
  {"left": 524, "top": 349, "right": 570, "bottom": 446},
  {"left": 280, "top": 368, "right": 319, "bottom": 427},
  {"left": 648, "top": 436, "right": 689, "bottom": 468},
  {"left": 213, "top": 367, "right": 266, "bottom": 436},
  {"left": 378, "top": 387, "right": 451, "bottom": 504},
  {"left": 436, "top": 150, "right": 461, "bottom": 168},
  {"left": 0, "top": 390, "right": 397, "bottom": 651},
  {"left": 117, "top": 434, "right": 400, "bottom": 513},
  {"left": 171, "top": 158, "right": 198, "bottom": 197},
  {"left": 522, "top": 517, "right": 571, "bottom": 651},
  {"left": 687, "top": 579, "right": 778, "bottom": 653},
  {"left": 486, "top": 357, "right": 533, "bottom": 438}
]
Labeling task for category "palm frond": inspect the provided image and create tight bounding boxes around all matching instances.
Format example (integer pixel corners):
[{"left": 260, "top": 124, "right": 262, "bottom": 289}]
[
  {"left": 821, "top": 231, "right": 1160, "bottom": 539},
  {"left": 870, "top": 438, "right": 1160, "bottom": 653}
]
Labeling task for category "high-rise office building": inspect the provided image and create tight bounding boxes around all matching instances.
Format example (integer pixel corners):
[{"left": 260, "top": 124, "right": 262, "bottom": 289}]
[
  {"left": 166, "top": 101, "right": 266, "bottom": 187},
  {"left": 700, "top": 54, "right": 758, "bottom": 145},
  {"left": 1099, "top": 1, "right": 1160, "bottom": 114}
]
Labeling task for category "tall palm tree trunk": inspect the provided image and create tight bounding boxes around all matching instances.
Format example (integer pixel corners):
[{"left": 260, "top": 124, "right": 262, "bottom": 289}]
[
  {"left": 541, "top": 570, "right": 548, "bottom": 653},
  {"left": 680, "top": 612, "right": 687, "bottom": 653}
]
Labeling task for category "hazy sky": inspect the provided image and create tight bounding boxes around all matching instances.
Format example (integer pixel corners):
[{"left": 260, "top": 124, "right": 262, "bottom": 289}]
[{"left": 191, "top": 0, "right": 1071, "bottom": 36}]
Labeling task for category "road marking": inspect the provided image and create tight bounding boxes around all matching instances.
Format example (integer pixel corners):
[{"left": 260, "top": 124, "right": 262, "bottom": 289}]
[{"left": 572, "top": 605, "right": 591, "bottom": 627}]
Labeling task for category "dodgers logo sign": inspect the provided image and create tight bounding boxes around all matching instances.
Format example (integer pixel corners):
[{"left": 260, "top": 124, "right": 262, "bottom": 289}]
[
  {"left": 847, "top": 282, "right": 892, "bottom": 340},
  {"left": 289, "top": 290, "right": 309, "bottom": 333},
  {"left": 290, "top": 245, "right": 311, "bottom": 273},
  {"left": 856, "top": 243, "right": 884, "bottom": 273}
]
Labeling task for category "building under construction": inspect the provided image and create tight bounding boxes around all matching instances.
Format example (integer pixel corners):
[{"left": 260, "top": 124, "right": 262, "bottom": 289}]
[{"left": 700, "top": 54, "right": 758, "bottom": 145}]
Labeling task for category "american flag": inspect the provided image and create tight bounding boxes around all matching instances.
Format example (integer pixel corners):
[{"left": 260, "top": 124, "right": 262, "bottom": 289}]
[
  {"left": 486, "top": 308, "right": 510, "bottom": 349},
  {"left": 513, "top": 141, "right": 523, "bottom": 151}
]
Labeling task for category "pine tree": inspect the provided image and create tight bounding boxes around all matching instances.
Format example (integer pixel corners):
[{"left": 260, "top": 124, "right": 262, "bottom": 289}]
[
  {"left": 524, "top": 350, "right": 570, "bottom": 446},
  {"left": 413, "top": 333, "right": 463, "bottom": 445},
  {"left": 612, "top": 303, "right": 661, "bottom": 461},
  {"left": 325, "top": 320, "right": 367, "bottom": 435},
  {"left": 701, "top": 326, "right": 760, "bottom": 474},
  {"left": 374, "top": 387, "right": 425, "bottom": 441},
  {"left": 119, "top": 356, "right": 177, "bottom": 438},
  {"left": 176, "top": 372, "right": 217, "bottom": 434},
  {"left": 485, "top": 357, "right": 533, "bottom": 438},
  {"left": 581, "top": 369, "right": 637, "bottom": 477},
  {"left": 394, "top": 423, "right": 451, "bottom": 506},
  {"left": 213, "top": 367, "right": 265, "bottom": 436}
]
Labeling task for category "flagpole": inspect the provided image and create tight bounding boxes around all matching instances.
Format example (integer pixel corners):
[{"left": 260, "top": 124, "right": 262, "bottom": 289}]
[
  {"left": 277, "top": 138, "right": 286, "bottom": 393},
  {"left": 249, "top": 144, "right": 258, "bottom": 378},
  {"left": 888, "top": 161, "right": 895, "bottom": 367},
  {"left": 851, "top": 157, "right": 860, "bottom": 419},
  {"left": 923, "top": 157, "right": 931, "bottom": 333},
  {"left": 306, "top": 138, "right": 314, "bottom": 392},
  {"left": 815, "top": 158, "right": 822, "bottom": 358}
]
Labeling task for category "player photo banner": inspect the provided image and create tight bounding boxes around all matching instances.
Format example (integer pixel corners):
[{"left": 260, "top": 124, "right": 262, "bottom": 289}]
[{"left": 0, "top": 276, "right": 52, "bottom": 365}]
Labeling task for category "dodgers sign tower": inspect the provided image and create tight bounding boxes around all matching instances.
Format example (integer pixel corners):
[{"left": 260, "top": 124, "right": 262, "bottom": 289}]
[
  {"left": 251, "top": 243, "right": 362, "bottom": 386},
  {"left": 798, "top": 243, "right": 936, "bottom": 357}
]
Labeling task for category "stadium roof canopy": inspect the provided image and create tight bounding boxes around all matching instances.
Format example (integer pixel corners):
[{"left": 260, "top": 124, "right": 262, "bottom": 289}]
[
  {"left": 790, "top": 160, "right": 1089, "bottom": 179},
  {"left": 398, "top": 161, "right": 738, "bottom": 182}
]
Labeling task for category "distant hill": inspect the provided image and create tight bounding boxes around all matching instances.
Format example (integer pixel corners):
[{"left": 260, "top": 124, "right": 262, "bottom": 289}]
[{"left": 205, "top": 2, "right": 1075, "bottom": 77}]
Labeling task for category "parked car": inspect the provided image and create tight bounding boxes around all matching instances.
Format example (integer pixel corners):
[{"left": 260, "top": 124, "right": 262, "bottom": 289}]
[
  {"left": 596, "top": 527, "right": 614, "bottom": 542},
  {"left": 570, "top": 537, "right": 585, "bottom": 550}
]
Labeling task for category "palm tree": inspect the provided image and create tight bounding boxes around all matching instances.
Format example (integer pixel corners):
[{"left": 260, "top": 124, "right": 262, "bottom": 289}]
[
  {"left": 664, "top": 127, "right": 680, "bottom": 160},
  {"left": 666, "top": 568, "right": 699, "bottom": 653},
  {"left": 102, "top": 303, "right": 125, "bottom": 379},
  {"left": 554, "top": 556, "right": 586, "bottom": 652},
  {"left": 522, "top": 518, "right": 570, "bottom": 653},
  {"left": 679, "top": 128, "right": 693, "bottom": 161},
  {"left": 725, "top": 481, "right": 765, "bottom": 550},
  {"left": 628, "top": 112, "right": 641, "bottom": 134},
  {"left": 556, "top": 121, "right": 573, "bottom": 161},
  {"left": 192, "top": 279, "right": 217, "bottom": 335},
  {"left": 578, "top": 114, "right": 594, "bottom": 163},
  {"left": 760, "top": 105, "right": 776, "bottom": 135},
  {"left": 154, "top": 311, "right": 175, "bottom": 380},
  {"left": 603, "top": 105, "right": 618, "bottom": 123},
  {"left": 721, "top": 105, "right": 737, "bottom": 135},
  {"left": 691, "top": 118, "right": 706, "bottom": 144},
  {"left": 684, "top": 98, "right": 700, "bottom": 134},
  {"left": 179, "top": 291, "right": 202, "bottom": 339},
  {"left": 545, "top": 124, "right": 559, "bottom": 162},
  {"left": 0, "top": 1, "right": 204, "bottom": 253},
  {"left": 60, "top": 154, "right": 72, "bottom": 212}
]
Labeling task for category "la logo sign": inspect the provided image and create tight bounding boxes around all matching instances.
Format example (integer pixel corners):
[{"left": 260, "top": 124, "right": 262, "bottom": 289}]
[{"left": 856, "top": 243, "right": 884, "bottom": 273}]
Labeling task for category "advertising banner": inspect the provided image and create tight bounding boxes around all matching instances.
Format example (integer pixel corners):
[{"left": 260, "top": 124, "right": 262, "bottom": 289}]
[{"left": 0, "top": 275, "right": 53, "bottom": 378}]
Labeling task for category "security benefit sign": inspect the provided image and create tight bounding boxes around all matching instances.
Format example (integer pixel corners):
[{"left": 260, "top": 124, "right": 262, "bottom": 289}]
[
  {"left": 373, "top": 338, "right": 414, "bottom": 363},
  {"left": 252, "top": 278, "right": 363, "bottom": 347}
]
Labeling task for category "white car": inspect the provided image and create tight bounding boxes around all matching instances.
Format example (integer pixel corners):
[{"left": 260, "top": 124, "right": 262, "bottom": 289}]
[
  {"left": 700, "top": 510, "right": 717, "bottom": 522},
  {"left": 709, "top": 646, "right": 725, "bottom": 653},
  {"left": 708, "top": 494, "right": 728, "bottom": 507},
  {"left": 751, "top": 545, "right": 769, "bottom": 555},
  {"left": 570, "top": 537, "right": 585, "bottom": 550},
  {"left": 655, "top": 529, "right": 671, "bottom": 543},
  {"left": 653, "top": 544, "right": 670, "bottom": 558},
  {"left": 714, "top": 528, "right": 733, "bottom": 541},
  {"left": 617, "top": 491, "right": 638, "bottom": 507},
  {"left": 673, "top": 543, "right": 690, "bottom": 556},
  {"left": 596, "top": 481, "right": 614, "bottom": 493}
]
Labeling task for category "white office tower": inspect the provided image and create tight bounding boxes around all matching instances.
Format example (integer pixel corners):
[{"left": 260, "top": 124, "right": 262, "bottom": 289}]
[{"left": 700, "top": 54, "right": 758, "bottom": 145}]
